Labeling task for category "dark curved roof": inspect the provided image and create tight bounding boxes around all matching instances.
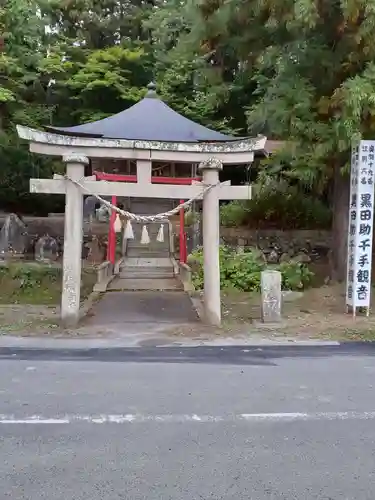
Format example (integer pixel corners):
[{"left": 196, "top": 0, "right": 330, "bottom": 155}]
[{"left": 46, "top": 83, "right": 238, "bottom": 143}]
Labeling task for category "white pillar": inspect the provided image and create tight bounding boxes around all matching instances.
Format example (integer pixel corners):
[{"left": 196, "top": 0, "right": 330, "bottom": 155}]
[
  {"left": 61, "top": 155, "right": 89, "bottom": 327},
  {"left": 199, "top": 157, "right": 223, "bottom": 326},
  {"left": 136, "top": 159, "right": 152, "bottom": 185}
]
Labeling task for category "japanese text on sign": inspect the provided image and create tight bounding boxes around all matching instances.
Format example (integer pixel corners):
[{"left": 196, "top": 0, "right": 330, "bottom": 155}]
[{"left": 346, "top": 140, "right": 375, "bottom": 311}]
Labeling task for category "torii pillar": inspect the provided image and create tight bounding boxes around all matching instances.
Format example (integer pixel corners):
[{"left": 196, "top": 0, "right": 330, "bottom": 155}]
[
  {"left": 61, "top": 154, "right": 89, "bottom": 327},
  {"left": 199, "top": 158, "right": 223, "bottom": 326}
]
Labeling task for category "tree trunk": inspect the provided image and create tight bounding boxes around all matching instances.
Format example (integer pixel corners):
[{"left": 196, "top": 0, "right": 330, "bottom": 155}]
[{"left": 331, "top": 163, "right": 350, "bottom": 282}]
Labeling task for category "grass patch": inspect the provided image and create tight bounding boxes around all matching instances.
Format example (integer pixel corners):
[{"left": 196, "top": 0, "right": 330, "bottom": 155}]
[
  {"left": 328, "top": 328, "right": 375, "bottom": 342},
  {"left": 0, "top": 318, "right": 60, "bottom": 334},
  {"left": 0, "top": 262, "right": 96, "bottom": 305}
]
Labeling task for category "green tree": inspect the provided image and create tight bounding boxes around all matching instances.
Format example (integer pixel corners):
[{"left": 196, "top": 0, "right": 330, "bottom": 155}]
[{"left": 188, "top": 0, "right": 375, "bottom": 280}]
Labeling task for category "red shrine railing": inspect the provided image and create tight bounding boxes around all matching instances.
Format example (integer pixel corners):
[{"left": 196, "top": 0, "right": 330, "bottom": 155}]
[{"left": 93, "top": 171, "right": 199, "bottom": 264}]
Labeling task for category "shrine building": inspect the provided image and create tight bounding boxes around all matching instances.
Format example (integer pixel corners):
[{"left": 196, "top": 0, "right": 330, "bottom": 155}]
[{"left": 17, "top": 82, "right": 267, "bottom": 327}]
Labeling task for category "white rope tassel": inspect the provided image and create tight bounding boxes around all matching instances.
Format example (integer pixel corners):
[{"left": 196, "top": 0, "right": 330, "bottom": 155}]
[
  {"left": 156, "top": 223, "right": 165, "bottom": 243},
  {"left": 124, "top": 219, "right": 134, "bottom": 240},
  {"left": 140, "top": 225, "right": 150, "bottom": 245},
  {"left": 113, "top": 214, "right": 122, "bottom": 233}
]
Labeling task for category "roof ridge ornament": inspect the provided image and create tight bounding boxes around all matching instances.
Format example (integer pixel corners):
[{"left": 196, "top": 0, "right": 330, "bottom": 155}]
[{"left": 145, "top": 81, "right": 158, "bottom": 99}]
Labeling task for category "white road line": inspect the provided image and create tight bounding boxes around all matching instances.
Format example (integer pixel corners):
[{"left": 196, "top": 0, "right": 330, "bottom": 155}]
[{"left": 1, "top": 411, "right": 375, "bottom": 424}]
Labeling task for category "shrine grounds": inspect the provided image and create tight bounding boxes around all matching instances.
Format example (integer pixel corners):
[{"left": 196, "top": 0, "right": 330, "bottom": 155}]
[{"left": 1, "top": 261, "right": 375, "bottom": 344}]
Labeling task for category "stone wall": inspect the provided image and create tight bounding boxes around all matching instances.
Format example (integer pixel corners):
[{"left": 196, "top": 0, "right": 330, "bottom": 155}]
[
  {"left": 219, "top": 227, "right": 331, "bottom": 263},
  {"left": 0, "top": 215, "right": 332, "bottom": 264},
  {"left": 0, "top": 215, "right": 109, "bottom": 264}
]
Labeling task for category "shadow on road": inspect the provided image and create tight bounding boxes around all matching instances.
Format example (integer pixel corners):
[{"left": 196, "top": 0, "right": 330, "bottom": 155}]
[{"left": 2, "top": 343, "right": 375, "bottom": 365}]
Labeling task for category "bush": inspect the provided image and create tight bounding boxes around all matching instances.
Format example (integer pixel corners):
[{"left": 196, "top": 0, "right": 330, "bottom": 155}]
[
  {"left": 220, "top": 201, "right": 249, "bottom": 227},
  {"left": 0, "top": 263, "right": 96, "bottom": 304},
  {"left": 219, "top": 185, "right": 331, "bottom": 229},
  {"left": 188, "top": 246, "right": 314, "bottom": 292},
  {"left": 0, "top": 263, "right": 61, "bottom": 289}
]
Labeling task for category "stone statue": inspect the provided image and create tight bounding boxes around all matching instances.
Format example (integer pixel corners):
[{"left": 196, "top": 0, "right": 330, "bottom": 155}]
[
  {"left": 0, "top": 213, "right": 28, "bottom": 258},
  {"left": 35, "top": 234, "right": 59, "bottom": 262}
]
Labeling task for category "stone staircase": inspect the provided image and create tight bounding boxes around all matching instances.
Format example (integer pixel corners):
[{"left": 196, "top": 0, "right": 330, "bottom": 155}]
[
  {"left": 110, "top": 256, "right": 181, "bottom": 291},
  {"left": 120, "top": 257, "right": 175, "bottom": 279},
  {"left": 96, "top": 197, "right": 195, "bottom": 293},
  {"left": 110, "top": 214, "right": 181, "bottom": 290}
]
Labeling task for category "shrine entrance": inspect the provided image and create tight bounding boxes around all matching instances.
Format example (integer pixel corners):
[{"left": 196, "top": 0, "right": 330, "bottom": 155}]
[{"left": 17, "top": 82, "right": 266, "bottom": 327}]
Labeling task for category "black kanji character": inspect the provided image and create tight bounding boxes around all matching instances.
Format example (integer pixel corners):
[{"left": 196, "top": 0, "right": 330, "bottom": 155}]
[
  {"left": 351, "top": 210, "right": 357, "bottom": 221},
  {"left": 348, "top": 285, "right": 353, "bottom": 299},
  {"left": 351, "top": 194, "right": 357, "bottom": 208},
  {"left": 357, "top": 269, "right": 370, "bottom": 283},
  {"left": 359, "top": 223, "right": 371, "bottom": 236},
  {"left": 358, "top": 254, "right": 369, "bottom": 267},
  {"left": 361, "top": 193, "right": 372, "bottom": 208},
  {"left": 357, "top": 284, "right": 368, "bottom": 300},
  {"left": 350, "top": 224, "right": 356, "bottom": 236},
  {"left": 362, "top": 155, "right": 368, "bottom": 163},
  {"left": 360, "top": 209, "right": 372, "bottom": 221},
  {"left": 359, "top": 238, "right": 371, "bottom": 251},
  {"left": 348, "top": 269, "right": 354, "bottom": 282}
]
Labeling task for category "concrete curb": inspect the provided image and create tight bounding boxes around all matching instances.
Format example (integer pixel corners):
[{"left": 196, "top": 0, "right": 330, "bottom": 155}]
[{"left": 0, "top": 336, "right": 341, "bottom": 350}]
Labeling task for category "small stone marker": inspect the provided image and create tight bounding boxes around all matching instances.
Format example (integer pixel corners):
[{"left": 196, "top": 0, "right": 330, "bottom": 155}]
[
  {"left": 35, "top": 234, "right": 59, "bottom": 262},
  {"left": 86, "top": 235, "right": 105, "bottom": 264},
  {"left": 261, "top": 270, "right": 282, "bottom": 323}
]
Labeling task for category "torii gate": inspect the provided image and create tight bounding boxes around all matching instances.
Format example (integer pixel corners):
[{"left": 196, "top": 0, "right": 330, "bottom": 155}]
[{"left": 16, "top": 84, "right": 266, "bottom": 327}]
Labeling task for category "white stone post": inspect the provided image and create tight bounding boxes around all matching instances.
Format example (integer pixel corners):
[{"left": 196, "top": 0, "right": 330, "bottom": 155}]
[
  {"left": 261, "top": 270, "right": 282, "bottom": 323},
  {"left": 136, "top": 159, "right": 152, "bottom": 185},
  {"left": 61, "top": 155, "right": 89, "bottom": 327},
  {"left": 199, "top": 158, "right": 223, "bottom": 326}
]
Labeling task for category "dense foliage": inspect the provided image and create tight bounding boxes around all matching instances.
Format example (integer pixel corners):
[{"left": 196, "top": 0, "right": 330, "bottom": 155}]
[
  {"left": 220, "top": 182, "right": 332, "bottom": 229},
  {"left": 2, "top": 0, "right": 375, "bottom": 276},
  {"left": 188, "top": 246, "right": 314, "bottom": 292}
]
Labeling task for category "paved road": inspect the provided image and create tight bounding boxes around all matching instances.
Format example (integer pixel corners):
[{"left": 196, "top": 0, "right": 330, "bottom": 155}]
[{"left": 1, "top": 345, "right": 375, "bottom": 499}]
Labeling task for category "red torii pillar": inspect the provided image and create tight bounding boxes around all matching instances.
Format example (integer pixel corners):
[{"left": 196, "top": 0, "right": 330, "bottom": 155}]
[{"left": 107, "top": 195, "right": 117, "bottom": 265}]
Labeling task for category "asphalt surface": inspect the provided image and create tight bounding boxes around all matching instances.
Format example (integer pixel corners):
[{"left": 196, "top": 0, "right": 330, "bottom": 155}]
[
  {"left": 84, "top": 290, "right": 199, "bottom": 326},
  {"left": 1, "top": 344, "right": 375, "bottom": 499}
]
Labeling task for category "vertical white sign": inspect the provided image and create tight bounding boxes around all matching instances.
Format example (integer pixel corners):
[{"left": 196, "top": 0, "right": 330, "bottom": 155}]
[{"left": 346, "top": 140, "right": 375, "bottom": 314}]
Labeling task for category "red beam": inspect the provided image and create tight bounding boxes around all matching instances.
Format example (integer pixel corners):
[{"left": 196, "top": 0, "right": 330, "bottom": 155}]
[
  {"left": 152, "top": 176, "right": 201, "bottom": 185},
  {"left": 94, "top": 171, "right": 136, "bottom": 183}
]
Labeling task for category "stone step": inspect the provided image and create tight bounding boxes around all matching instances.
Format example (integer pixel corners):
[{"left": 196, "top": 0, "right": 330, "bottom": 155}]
[
  {"left": 126, "top": 250, "right": 170, "bottom": 258},
  {"left": 126, "top": 244, "right": 169, "bottom": 251},
  {"left": 126, "top": 234, "right": 170, "bottom": 241},
  {"left": 108, "top": 277, "right": 183, "bottom": 291},
  {"left": 126, "top": 246, "right": 170, "bottom": 252},
  {"left": 122, "top": 257, "right": 173, "bottom": 267},
  {"left": 120, "top": 268, "right": 175, "bottom": 279}
]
